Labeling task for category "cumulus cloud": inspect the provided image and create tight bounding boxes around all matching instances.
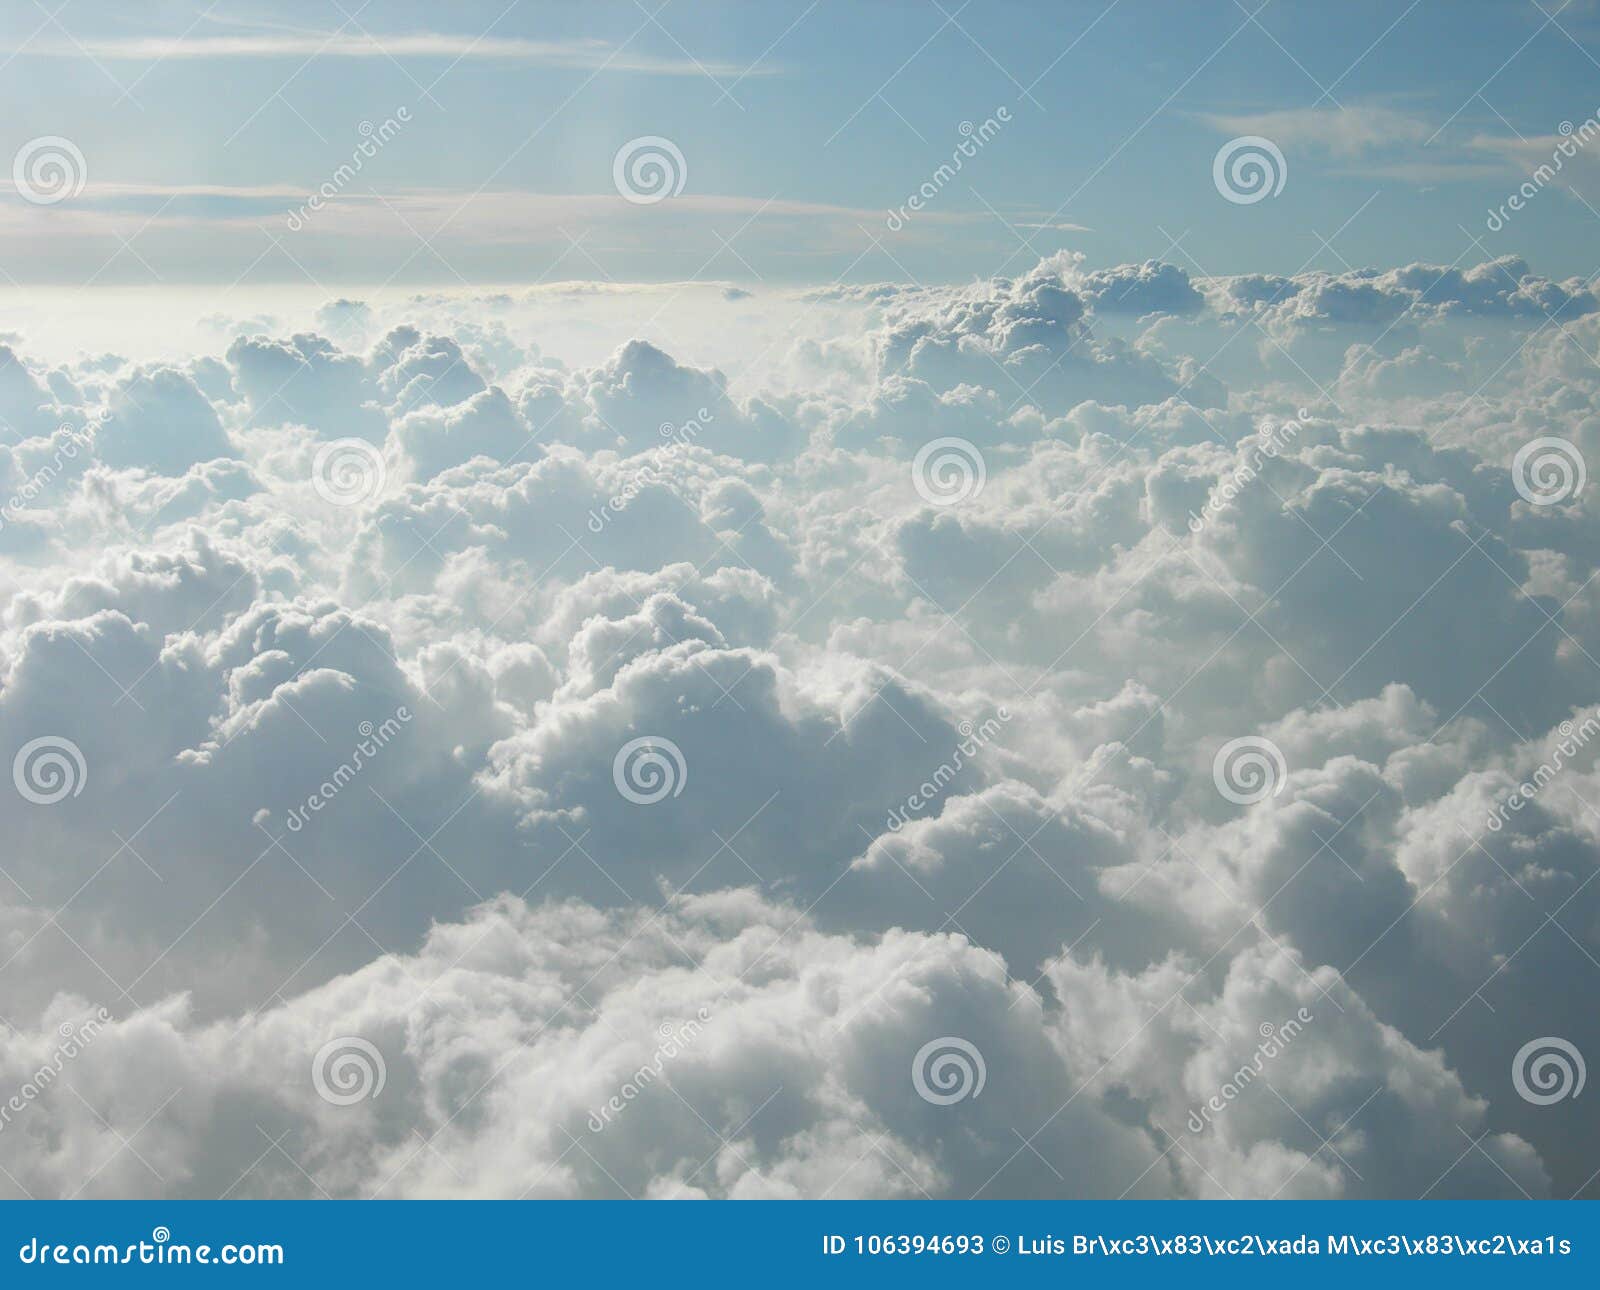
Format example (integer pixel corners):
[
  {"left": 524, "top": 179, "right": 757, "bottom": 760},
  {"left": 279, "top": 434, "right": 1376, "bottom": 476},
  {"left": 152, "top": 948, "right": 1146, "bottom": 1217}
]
[{"left": 1, "top": 252, "right": 1596, "bottom": 1200}]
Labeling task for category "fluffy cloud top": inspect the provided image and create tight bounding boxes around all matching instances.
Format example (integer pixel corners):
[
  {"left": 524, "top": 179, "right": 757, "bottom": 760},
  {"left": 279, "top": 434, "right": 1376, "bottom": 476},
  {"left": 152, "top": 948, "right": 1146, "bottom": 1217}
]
[{"left": 0, "top": 252, "right": 1596, "bottom": 1199}]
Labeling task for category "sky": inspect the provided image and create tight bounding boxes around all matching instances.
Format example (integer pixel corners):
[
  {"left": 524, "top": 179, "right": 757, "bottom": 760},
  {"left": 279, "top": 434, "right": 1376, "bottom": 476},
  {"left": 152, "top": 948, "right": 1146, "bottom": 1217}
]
[
  {"left": 0, "top": 0, "right": 1599, "bottom": 1204},
  {"left": 4, "top": 0, "right": 1600, "bottom": 289}
]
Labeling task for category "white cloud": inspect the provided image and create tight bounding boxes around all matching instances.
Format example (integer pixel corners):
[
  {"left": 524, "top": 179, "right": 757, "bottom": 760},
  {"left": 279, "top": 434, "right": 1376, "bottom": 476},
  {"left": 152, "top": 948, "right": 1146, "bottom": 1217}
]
[
  {"left": 1200, "top": 105, "right": 1433, "bottom": 158},
  {"left": 13, "top": 32, "right": 771, "bottom": 79},
  {"left": 1, "top": 253, "right": 1596, "bottom": 1199}
]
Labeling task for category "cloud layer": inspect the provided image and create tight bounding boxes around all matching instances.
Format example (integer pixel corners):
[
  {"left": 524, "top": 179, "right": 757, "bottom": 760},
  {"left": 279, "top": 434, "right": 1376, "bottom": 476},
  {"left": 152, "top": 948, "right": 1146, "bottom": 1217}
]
[{"left": 0, "top": 251, "right": 1596, "bottom": 1199}]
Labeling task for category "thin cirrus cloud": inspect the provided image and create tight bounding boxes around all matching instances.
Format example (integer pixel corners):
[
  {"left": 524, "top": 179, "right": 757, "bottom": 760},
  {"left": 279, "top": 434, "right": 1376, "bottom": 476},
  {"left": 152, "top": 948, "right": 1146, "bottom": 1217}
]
[
  {"left": 1197, "top": 104, "right": 1435, "bottom": 156},
  {"left": 11, "top": 31, "right": 770, "bottom": 77},
  {"left": 0, "top": 188, "right": 900, "bottom": 287},
  {"left": 1195, "top": 104, "right": 1586, "bottom": 191}
]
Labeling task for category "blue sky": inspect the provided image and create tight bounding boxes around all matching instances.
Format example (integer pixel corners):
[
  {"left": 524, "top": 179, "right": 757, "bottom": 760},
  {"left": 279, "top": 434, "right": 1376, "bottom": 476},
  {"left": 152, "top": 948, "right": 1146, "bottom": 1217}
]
[{"left": 4, "top": 0, "right": 1600, "bottom": 285}]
